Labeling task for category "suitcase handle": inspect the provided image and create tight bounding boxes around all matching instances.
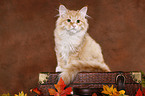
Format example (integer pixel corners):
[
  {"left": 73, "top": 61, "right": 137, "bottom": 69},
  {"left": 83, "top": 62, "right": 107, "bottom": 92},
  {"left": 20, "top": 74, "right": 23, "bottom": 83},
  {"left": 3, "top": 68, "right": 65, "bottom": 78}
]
[{"left": 116, "top": 73, "right": 125, "bottom": 91}]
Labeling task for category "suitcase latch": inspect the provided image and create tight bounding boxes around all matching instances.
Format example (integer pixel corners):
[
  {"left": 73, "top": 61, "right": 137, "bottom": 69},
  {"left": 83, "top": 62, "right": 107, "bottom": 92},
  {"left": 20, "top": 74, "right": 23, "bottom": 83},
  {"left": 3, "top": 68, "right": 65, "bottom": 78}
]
[{"left": 116, "top": 73, "right": 125, "bottom": 91}]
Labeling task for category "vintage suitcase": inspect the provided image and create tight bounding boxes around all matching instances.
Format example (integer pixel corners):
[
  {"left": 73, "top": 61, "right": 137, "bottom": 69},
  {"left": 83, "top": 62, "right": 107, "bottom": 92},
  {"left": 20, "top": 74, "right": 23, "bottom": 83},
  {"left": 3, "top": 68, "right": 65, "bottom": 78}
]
[{"left": 38, "top": 72, "right": 142, "bottom": 96}]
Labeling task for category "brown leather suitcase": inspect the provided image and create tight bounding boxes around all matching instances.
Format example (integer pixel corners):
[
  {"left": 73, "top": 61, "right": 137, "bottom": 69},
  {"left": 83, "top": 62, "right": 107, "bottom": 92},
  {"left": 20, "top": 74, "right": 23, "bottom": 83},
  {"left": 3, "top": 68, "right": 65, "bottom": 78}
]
[{"left": 38, "top": 72, "right": 142, "bottom": 96}]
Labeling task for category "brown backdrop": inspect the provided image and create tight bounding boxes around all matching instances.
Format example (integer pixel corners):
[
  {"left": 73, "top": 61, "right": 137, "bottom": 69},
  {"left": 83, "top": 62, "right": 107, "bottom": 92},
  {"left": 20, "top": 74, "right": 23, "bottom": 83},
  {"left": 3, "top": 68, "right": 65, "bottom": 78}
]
[{"left": 0, "top": 0, "right": 145, "bottom": 95}]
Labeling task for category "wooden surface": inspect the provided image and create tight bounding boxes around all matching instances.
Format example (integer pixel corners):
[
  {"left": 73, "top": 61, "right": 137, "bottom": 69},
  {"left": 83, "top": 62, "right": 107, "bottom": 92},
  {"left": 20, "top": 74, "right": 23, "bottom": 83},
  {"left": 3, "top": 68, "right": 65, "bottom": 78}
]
[{"left": 0, "top": 0, "right": 145, "bottom": 95}]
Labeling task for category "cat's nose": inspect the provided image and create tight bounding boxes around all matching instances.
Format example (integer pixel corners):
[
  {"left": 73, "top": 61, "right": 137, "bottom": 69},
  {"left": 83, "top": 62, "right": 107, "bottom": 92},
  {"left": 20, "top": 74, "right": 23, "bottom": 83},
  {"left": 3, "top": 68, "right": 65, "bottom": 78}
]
[{"left": 72, "top": 24, "right": 77, "bottom": 28}]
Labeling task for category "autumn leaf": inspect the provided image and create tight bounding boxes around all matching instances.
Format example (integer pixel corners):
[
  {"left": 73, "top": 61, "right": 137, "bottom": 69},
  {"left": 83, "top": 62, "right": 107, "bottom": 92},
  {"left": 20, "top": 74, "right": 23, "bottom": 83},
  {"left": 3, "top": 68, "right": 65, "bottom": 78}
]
[
  {"left": 102, "top": 85, "right": 112, "bottom": 95},
  {"left": 135, "top": 88, "right": 143, "bottom": 96},
  {"left": 112, "top": 88, "right": 120, "bottom": 96},
  {"left": 92, "top": 93, "right": 97, "bottom": 96},
  {"left": 14, "top": 91, "right": 27, "bottom": 96},
  {"left": 119, "top": 90, "right": 125, "bottom": 95},
  {"left": 102, "top": 85, "right": 120, "bottom": 96},
  {"left": 30, "top": 87, "right": 43, "bottom": 95},
  {"left": 1, "top": 93, "right": 11, "bottom": 96},
  {"left": 48, "top": 89, "right": 57, "bottom": 95},
  {"left": 48, "top": 77, "right": 72, "bottom": 96}
]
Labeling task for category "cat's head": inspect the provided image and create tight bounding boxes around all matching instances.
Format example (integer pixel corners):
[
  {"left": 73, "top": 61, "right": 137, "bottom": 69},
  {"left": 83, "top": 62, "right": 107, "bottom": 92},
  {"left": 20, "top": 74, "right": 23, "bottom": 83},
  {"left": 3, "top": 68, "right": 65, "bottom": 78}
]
[{"left": 56, "top": 5, "right": 89, "bottom": 35}]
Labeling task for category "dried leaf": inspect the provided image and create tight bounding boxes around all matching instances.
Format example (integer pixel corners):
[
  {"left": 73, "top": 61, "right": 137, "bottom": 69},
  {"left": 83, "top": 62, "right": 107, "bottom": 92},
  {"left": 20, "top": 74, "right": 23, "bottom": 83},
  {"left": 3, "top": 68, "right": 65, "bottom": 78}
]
[
  {"left": 54, "top": 77, "right": 66, "bottom": 93},
  {"left": 1, "top": 93, "right": 11, "bottom": 96},
  {"left": 102, "top": 85, "right": 120, "bottom": 96},
  {"left": 92, "top": 93, "right": 97, "bottom": 96},
  {"left": 135, "top": 88, "right": 143, "bottom": 96},
  {"left": 119, "top": 90, "right": 125, "bottom": 95},
  {"left": 14, "top": 91, "right": 27, "bottom": 96},
  {"left": 61, "top": 87, "right": 72, "bottom": 95},
  {"left": 48, "top": 77, "right": 72, "bottom": 96},
  {"left": 48, "top": 89, "right": 57, "bottom": 95},
  {"left": 30, "top": 87, "right": 43, "bottom": 95}
]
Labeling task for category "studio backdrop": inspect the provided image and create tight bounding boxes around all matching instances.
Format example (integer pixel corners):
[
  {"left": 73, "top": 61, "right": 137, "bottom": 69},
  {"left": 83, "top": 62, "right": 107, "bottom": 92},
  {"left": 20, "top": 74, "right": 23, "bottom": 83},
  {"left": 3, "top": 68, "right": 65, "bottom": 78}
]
[{"left": 0, "top": 0, "right": 145, "bottom": 95}]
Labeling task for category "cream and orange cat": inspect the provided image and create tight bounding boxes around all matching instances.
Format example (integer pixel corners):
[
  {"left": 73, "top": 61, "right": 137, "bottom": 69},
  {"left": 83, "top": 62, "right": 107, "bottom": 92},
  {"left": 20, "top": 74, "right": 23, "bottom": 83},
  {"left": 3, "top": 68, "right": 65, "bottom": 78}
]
[{"left": 54, "top": 5, "right": 111, "bottom": 85}]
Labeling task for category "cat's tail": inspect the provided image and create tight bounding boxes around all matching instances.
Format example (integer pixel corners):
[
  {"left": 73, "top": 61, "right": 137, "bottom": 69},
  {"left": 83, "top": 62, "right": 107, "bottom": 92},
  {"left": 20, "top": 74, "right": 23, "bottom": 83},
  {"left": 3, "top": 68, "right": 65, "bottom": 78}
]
[{"left": 59, "top": 60, "right": 111, "bottom": 85}]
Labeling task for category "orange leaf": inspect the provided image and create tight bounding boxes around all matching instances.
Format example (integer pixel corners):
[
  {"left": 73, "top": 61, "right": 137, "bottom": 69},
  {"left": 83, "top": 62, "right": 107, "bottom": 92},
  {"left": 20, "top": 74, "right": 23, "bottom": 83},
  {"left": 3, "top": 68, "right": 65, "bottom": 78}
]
[
  {"left": 30, "top": 87, "right": 42, "bottom": 95},
  {"left": 55, "top": 92, "right": 60, "bottom": 96},
  {"left": 92, "top": 93, "right": 97, "bottom": 96},
  {"left": 60, "top": 87, "right": 72, "bottom": 96},
  {"left": 55, "top": 78, "right": 66, "bottom": 93},
  {"left": 135, "top": 88, "right": 143, "bottom": 96},
  {"left": 48, "top": 89, "right": 57, "bottom": 95},
  {"left": 48, "top": 77, "right": 72, "bottom": 96}
]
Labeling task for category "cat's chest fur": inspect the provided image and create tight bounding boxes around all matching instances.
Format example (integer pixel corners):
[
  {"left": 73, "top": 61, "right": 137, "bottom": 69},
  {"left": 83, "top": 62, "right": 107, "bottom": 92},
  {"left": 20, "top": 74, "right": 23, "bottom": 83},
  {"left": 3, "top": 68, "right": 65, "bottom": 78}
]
[{"left": 55, "top": 30, "right": 85, "bottom": 62}]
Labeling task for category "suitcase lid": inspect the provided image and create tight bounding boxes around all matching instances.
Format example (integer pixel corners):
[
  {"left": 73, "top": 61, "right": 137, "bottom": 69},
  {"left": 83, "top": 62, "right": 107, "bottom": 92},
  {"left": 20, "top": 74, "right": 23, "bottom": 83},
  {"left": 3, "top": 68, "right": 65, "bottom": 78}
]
[{"left": 38, "top": 72, "right": 142, "bottom": 85}]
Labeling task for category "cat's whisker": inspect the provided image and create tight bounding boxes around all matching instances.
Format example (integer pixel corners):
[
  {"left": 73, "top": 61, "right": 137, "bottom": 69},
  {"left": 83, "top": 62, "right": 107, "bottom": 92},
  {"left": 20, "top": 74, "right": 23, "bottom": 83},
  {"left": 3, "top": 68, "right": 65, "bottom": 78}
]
[
  {"left": 86, "top": 14, "right": 91, "bottom": 18},
  {"left": 55, "top": 14, "right": 60, "bottom": 17}
]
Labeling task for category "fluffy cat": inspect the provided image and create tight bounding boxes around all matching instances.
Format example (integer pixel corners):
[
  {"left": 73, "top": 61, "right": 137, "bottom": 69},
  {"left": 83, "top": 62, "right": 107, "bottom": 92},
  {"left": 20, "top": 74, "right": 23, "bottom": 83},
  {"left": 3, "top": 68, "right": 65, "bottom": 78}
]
[{"left": 54, "top": 5, "right": 111, "bottom": 85}]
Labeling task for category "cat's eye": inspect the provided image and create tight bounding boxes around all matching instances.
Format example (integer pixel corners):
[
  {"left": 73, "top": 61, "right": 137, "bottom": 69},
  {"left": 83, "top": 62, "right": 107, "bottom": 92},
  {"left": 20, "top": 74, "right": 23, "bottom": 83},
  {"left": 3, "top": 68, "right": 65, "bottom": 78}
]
[
  {"left": 67, "top": 19, "right": 71, "bottom": 22},
  {"left": 77, "top": 20, "right": 80, "bottom": 23}
]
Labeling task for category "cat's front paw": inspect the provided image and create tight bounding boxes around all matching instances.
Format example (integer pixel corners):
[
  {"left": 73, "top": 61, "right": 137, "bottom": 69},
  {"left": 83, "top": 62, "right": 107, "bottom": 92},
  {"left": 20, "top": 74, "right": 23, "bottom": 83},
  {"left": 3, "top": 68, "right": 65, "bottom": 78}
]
[{"left": 55, "top": 66, "right": 63, "bottom": 72}]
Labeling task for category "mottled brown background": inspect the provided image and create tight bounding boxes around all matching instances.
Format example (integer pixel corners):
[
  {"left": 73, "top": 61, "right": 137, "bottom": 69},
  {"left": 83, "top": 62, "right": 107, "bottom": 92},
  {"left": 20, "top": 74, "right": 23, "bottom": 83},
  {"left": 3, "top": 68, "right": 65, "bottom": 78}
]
[{"left": 0, "top": 0, "right": 145, "bottom": 95}]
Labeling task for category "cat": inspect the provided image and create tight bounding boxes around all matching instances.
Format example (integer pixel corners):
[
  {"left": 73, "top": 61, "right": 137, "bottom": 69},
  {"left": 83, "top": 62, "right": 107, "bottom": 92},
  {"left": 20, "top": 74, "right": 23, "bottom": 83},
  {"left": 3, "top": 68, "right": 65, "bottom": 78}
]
[{"left": 54, "top": 5, "right": 111, "bottom": 85}]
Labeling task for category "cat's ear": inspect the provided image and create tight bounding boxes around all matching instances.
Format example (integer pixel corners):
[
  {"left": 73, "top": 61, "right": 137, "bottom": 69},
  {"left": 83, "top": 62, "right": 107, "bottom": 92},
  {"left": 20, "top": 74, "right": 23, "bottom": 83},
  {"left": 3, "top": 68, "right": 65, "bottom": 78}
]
[
  {"left": 59, "top": 5, "right": 67, "bottom": 17},
  {"left": 79, "top": 6, "right": 88, "bottom": 17}
]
